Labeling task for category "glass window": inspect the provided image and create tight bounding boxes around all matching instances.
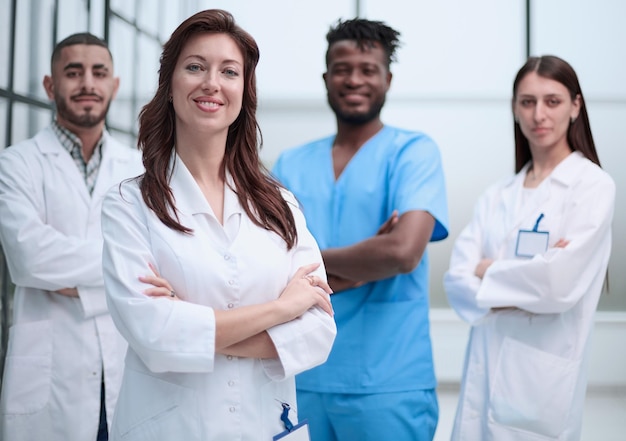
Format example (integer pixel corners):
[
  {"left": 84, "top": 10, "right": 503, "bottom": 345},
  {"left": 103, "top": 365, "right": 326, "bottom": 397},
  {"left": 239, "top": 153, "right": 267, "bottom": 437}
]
[
  {"left": 0, "top": 98, "right": 7, "bottom": 150},
  {"left": 13, "top": 0, "right": 56, "bottom": 101},
  {"left": 159, "top": 0, "right": 181, "bottom": 41},
  {"left": 11, "top": 103, "right": 53, "bottom": 146},
  {"left": 137, "top": 0, "right": 159, "bottom": 36},
  {"left": 110, "top": 0, "right": 136, "bottom": 22},
  {"left": 108, "top": 16, "right": 136, "bottom": 132},
  {"left": 0, "top": 0, "right": 13, "bottom": 89},
  {"left": 56, "top": 0, "right": 89, "bottom": 40}
]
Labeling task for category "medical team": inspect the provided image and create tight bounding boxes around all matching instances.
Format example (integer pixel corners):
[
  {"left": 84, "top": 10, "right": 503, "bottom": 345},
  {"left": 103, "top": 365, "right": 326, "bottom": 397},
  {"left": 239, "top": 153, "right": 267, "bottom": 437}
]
[{"left": 0, "top": 8, "right": 614, "bottom": 441}]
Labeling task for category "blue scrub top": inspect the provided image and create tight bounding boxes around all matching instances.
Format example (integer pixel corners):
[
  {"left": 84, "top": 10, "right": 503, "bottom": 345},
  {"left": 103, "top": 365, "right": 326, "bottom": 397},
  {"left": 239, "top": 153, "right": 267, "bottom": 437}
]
[{"left": 273, "top": 126, "right": 449, "bottom": 393}]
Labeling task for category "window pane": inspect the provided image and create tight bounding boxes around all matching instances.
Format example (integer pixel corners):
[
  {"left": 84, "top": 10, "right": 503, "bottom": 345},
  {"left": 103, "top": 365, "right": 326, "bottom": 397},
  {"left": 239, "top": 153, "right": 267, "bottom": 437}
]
[
  {"left": 0, "top": 0, "right": 13, "bottom": 89},
  {"left": 111, "top": 0, "right": 136, "bottom": 22},
  {"left": 108, "top": 17, "right": 135, "bottom": 132},
  {"left": 57, "top": 0, "right": 89, "bottom": 41},
  {"left": 137, "top": 0, "right": 159, "bottom": 36},
  {"left": 13, "top": 0, "right": 55, "bottom": 101},
  {"left": 11, "top": 102, "right": 53, "bottom": 145},
  {"left": 0, "top": 98, "right": 7, "bottom": 149}
]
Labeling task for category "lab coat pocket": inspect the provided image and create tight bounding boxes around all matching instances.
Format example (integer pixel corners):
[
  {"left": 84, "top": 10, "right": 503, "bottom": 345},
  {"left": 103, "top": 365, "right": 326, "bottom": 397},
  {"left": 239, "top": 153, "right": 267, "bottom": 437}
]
[
  {"left": 114, "top": 370, "right": 200, "bottom": 441},
  {"left": 1, "top": 320, "right": 52, "bottom": 414},
  {"left": 489, "top": 337, "right": 578, "bottom": 438},
  {"left": 260, "top": 377, "right": 297, "bottom": 437}
]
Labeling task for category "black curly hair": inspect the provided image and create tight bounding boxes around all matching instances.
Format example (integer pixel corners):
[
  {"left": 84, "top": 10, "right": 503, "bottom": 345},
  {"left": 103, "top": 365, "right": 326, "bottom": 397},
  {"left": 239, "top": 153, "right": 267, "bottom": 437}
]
[{"left": 325, "top": 18, "right": 401, "bottom": 68}]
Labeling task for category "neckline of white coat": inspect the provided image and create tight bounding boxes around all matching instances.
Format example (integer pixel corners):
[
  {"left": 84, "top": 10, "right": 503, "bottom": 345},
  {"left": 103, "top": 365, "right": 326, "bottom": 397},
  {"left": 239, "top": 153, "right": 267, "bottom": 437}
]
[{"left": 168, "top": 151, "right": 243, "bottom": 218}]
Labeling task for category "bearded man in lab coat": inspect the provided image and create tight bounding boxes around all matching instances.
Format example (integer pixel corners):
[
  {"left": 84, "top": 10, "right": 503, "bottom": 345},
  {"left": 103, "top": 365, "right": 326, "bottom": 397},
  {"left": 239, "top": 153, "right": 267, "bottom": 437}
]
[{"left": 0, "top": 33, "right": 143, "bottom": 441}]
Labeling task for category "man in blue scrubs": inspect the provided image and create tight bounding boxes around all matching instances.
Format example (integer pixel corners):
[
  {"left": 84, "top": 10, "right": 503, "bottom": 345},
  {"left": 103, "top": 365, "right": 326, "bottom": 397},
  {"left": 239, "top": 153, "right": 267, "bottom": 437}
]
[{"left": 272, "top": 18, "right": 449, "bottom": 441}]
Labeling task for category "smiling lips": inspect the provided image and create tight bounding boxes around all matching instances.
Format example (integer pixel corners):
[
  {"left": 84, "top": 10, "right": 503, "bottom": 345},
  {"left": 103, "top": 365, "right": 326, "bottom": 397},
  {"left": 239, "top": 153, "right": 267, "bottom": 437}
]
[
  {"left": 194, "top": 97, "right": 223, "bottom": 111},
  {"left": 73, "top": 94, "right": 102, "bottom": 104}
]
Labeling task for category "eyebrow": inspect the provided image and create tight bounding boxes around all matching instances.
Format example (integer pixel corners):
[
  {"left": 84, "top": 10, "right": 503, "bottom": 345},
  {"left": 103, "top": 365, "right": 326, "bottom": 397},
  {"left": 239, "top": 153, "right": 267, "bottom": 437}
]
[
  {"left": 184, "top": 54, "right": 243, "bottom": 66},
  {"left": 63, "top": 62, "right": 109, "bottom": 71}
]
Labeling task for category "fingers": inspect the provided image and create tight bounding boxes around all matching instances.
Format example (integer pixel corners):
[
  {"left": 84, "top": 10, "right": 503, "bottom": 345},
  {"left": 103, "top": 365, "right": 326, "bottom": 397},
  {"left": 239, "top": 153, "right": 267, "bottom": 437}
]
[
  {"left": 304, "top": 274, "right": 333, "bottom": 295},
  {"left": 293, "top": 263, "right": 321, "bottom": 280},
  {"left": 316, "top": 290, "right": 334, "bottom": 316},
  {"left": 138, "top": 271, "right": 178, "bottom": 301},
  {"left": 148, "top": 262, "right": 160, "bottom": 277},
  {"left": 554, "top": 238, "right": 570, "bottom": 248}
]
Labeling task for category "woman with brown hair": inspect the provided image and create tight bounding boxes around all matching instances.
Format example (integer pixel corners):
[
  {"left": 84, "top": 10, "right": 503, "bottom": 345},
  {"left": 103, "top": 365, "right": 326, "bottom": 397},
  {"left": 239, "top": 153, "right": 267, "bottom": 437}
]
[
  {"left": 101, "top": 9, "right": 335, "bottom": 440},
  {"left": 444, "top": 55, "right": 615, "bottom": 440}
]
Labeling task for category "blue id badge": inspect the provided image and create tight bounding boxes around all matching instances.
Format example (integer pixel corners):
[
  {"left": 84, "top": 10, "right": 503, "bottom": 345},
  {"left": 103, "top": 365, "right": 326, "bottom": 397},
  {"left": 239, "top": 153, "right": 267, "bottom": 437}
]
[
  {"left": 273, "top": 402, "right": 311, "bottom": 441},
  {"left": 516, "top": 213, "right": 549, "bottom": 257}
]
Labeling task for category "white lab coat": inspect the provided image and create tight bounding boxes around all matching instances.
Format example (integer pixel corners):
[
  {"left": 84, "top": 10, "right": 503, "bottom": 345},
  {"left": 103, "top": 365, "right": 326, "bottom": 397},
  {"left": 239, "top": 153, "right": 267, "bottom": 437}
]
[
  {"left": 101, "top": 154, "right": 337, "bottom": 441},
  {"left": 0, "top": 126, "right": 143, "bottom": 441},
  {"left": 444, "top": 152, "right": 615, "bottom": 441}
]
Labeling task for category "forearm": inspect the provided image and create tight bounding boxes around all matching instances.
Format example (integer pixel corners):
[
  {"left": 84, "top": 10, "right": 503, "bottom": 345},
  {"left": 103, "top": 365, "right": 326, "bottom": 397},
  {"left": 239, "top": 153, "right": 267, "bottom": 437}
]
[
  {"left": 324, "top": 211, "right": 435, "bottom": 282},
  {"left": 219, "top": 331, "right": 278, "bottom": 359},
  {"left": 323, "top": 236, "right": 412, "bottom": 281},
  {"left": 214, "top": 300, "right": 289, "bottom": 351}
]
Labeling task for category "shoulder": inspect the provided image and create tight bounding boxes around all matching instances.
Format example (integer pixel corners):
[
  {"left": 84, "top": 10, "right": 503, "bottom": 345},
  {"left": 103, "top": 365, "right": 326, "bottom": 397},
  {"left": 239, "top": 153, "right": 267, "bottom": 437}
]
[
  {"left": 104, "top": 133, "right": 141, "bottom": 159},
  {"left": 559, "top": 151, "right": 614, "bottom": 191},
  {"left": 275, "top": 135, "right": 334, "bottom": 164},
  {"left": 278, "top": 187, "right": 299, "bottom": 209},
  {"left": 384, "top": 126, "right": 441, "bottom": 157},
  {"left": 104, "top": 176, "right": 143, "bottom": 207},
  {"left": 0, "top": 130, "right": 50, "bottom": 168}
]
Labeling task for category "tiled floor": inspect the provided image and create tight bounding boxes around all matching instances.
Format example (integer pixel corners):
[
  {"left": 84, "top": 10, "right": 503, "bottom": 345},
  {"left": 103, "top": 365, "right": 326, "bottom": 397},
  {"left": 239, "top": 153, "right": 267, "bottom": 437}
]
[{"left": 433, "top": 385, "right": 626, "bottom": 441}]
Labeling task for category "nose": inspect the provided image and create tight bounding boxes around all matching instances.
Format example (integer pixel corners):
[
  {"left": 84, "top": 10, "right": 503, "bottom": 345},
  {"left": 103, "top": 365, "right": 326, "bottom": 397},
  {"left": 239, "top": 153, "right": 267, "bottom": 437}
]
[
  {"left": 201, "top": 71, "right": 219, "bottom": 93},
  {"left": 533, "top": 102, "right": 546, "bottom": 122},
  {"left": 345, "top": 70, "right": 364, "bottom": 87},
  {"left": 81, "top": 71, "right": 96, "bottom": 92}
]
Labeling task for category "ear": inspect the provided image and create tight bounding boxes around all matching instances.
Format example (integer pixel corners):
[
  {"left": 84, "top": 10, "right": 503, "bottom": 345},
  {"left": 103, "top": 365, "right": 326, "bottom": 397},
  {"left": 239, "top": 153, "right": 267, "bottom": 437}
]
[
  {"left": 111, "top": 76, "right": 120, "bottom": 100},
  {"left": 385, "top": 71, "right": 392, "bottom": 91},
  {"left": 43, "top": 75, "right": 55, "bottom": 100},
  {"left": 571, "top": 93, "right": 582, "bottom": 120}
]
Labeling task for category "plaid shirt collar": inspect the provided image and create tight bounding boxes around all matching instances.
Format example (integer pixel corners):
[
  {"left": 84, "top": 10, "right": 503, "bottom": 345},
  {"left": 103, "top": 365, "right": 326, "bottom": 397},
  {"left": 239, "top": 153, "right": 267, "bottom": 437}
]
[{"left": 50, "top": 120, "right": 104, "bottom": 195}]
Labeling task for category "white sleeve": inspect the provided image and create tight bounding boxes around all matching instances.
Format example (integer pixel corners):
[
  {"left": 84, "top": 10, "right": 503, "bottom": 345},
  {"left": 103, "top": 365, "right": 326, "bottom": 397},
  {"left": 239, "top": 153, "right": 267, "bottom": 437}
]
[
  {"left": 262, "top": 191, "right": 337, "bottom": 380},
  {"left": 0, "top": 148, "right": 106, "bottom": 317},
  {"left": 476, "top": 174, "right": 615, "bottom": 314},
  {"left": 443, "top": 190, "right": 492, "bottom": 324},
  {"left": 102, "top": 183, "right": 216, "bottom": 373}
]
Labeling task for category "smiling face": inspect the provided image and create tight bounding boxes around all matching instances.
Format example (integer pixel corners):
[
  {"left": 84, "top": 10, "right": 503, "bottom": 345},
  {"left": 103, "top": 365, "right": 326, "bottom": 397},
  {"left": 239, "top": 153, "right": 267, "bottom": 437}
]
[
  {"left": 171, "top": 32, "right": 244, "bottom": 139},
  {"left": 513, "top": 71, "right": 581, "bottom": 155},
  {"left": 323, "top": 40, "right": 391, "bottom": 125},
  {"left": 44, "top": 44, "right": 119, "bottom": 131}
]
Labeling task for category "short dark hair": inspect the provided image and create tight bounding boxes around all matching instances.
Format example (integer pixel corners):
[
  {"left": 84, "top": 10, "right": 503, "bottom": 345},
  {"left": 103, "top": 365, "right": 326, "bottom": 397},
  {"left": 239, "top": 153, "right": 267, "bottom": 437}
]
[
  {"left": 51, "top": 32, "right": 112, "bottom": 69},
  {"left": 325, "top": 18, "right": 401, "bottom": 68}
]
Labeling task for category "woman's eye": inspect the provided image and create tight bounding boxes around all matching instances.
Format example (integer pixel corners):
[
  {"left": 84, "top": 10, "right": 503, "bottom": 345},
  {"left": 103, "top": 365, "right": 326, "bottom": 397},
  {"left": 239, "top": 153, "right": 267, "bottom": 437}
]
[
  {"left": 186, "top": 64, "right": 201, "bottom": 72},
  {"left": 224, "top": 68, "right": 239, "bottom": 77}
]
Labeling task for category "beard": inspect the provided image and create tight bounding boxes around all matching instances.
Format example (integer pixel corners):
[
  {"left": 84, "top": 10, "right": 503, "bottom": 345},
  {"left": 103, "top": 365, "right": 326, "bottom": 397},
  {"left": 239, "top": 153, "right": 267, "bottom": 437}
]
[
  {"left": 327, "top": 94, "right": 386, "bottom": 126},
  {"left": 55, "top": 93, "right": 110, "bottom": 128}
]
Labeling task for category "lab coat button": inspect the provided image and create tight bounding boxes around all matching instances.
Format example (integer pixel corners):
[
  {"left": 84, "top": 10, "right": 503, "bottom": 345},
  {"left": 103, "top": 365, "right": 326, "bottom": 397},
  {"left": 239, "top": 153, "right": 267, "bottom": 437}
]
[
  {"left": 229, "top": 406, "right": 236, "bottom": 413},
  {"left": 228, "top": 303, "right": 234, "bottom": 309},
  {"left": 224, "top": 254, "right": 230, "bottom": 260},
  {"left": 228, "top": 280, "right": 235, "bottom": 286},
  {"left": 228, "top": 380, "right": 235, "bottom": 387},
  {"left": 227, "top": 355, "right": 233, "bottom": 360}
]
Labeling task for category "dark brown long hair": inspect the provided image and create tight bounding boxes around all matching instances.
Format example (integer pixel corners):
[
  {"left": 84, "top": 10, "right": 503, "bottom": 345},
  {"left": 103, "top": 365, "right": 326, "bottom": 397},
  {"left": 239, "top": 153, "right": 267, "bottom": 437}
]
[
  {"left": 138, "top": 9, "right": 297, "bottom": 249},
  {"left": 512, "top": 55, "right": 601, "bottom": 173}
]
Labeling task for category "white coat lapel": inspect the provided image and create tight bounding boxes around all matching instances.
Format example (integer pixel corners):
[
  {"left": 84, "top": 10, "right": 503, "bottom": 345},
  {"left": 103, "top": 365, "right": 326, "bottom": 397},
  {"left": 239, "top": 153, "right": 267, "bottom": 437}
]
[{"left": 34, "top": 127, "right": 90, "bottom": 206}]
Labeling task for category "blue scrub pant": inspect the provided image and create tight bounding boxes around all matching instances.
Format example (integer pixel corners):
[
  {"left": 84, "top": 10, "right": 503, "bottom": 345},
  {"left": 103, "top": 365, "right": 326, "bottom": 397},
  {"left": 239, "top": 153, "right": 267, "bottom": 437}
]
[{"left": 297, "top": 389, "right": 438, "bottom": 441}]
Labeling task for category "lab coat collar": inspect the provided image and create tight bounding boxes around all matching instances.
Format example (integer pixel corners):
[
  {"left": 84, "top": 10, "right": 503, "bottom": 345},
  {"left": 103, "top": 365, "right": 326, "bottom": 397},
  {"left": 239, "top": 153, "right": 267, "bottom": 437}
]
[
  {"left": 502, "top": 150, "right": 584, "bottom": 190},
  {"left": 500, "top": 151, "right": 583, "bottom": 233},
  {"left": 168, "top": 152, "right": 243, "bottom": 220}
]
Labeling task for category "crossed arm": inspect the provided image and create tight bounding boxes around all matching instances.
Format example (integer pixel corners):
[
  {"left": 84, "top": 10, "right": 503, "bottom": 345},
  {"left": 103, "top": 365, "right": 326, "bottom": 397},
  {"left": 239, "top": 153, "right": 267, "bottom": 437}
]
[{"left": 324, "top": 210, "right": 436, "bottom": 292}]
